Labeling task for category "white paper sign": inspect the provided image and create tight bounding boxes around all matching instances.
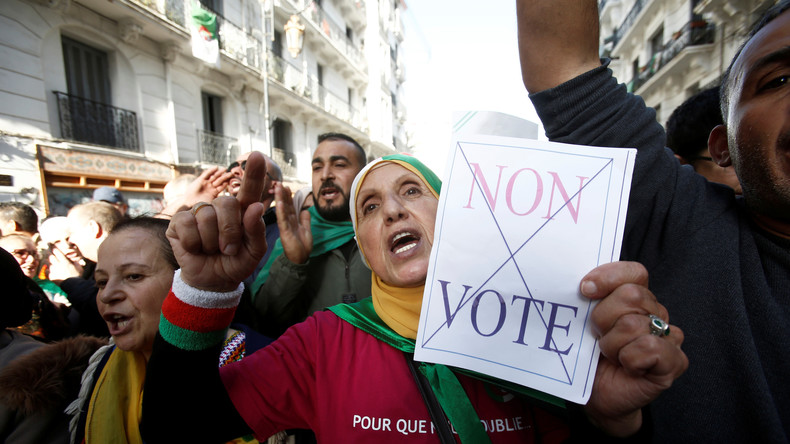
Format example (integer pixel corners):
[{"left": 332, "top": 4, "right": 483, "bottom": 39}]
[{"left": 414, "top": 135, "right": 636, "bottom": 404}]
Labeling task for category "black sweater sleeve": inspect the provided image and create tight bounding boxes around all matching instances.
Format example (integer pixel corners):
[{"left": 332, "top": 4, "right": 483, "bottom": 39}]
[{"left": 140, "top": 334, "right": 251, "bottom": 443}]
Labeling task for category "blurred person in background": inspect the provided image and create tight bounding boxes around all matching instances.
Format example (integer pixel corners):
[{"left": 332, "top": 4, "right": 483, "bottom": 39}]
[
  {"left": 665, "top": 86, "right": 742, "bottom": 194},
  {"left": 0, "top": 202, "right": 38, "bottom": 238},
  {"left": 92, "top": 187, "right": 128, "bottom": 217},
  {"left": 57, "top": 202, "right": 122, "bottom": 337}
]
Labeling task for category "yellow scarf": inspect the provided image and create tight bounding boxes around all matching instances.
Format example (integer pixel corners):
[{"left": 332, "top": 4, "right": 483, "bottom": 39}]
[
  {"left": 371, "top": 272, "right": 424, "bottom": 339},
  {"left": 85, "top": 347, "right": 146, "bottom": 444}
]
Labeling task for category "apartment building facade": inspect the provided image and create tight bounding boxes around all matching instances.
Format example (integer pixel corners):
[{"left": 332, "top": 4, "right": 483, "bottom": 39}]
[
  {"left": 599, "top": 0, "right": 778, "bottom": 125},
  {"left": 0, "top": 0, "right": 408, "bottom": 216}
]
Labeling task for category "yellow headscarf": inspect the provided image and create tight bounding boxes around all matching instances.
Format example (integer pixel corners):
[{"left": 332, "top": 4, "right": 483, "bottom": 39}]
[{"left": 350, "top": 154, "right": 442, "bottom": 339}]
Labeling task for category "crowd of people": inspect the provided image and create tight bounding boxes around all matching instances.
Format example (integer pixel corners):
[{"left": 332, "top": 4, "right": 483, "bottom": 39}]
[{"left": 1, "top": 0, "right": 790, "bottom": 441}]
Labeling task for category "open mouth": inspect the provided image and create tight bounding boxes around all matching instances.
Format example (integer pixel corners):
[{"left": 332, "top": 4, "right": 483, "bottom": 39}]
[
  {"left": 390, "top": 231, "right": 420, "bottom": 254},
  {"left": 320, "top": 187, "right": 339, "bottom": 199},
  {"left": 105, "top": 314, "right": 131, "bottom": 332}
]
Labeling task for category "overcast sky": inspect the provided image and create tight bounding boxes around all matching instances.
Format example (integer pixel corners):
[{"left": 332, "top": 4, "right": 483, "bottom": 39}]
[{"left": 401, "top": 0, "right": 542, "bottom": 176}]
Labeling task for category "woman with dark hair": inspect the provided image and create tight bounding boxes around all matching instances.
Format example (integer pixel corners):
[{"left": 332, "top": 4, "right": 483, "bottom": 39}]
[
  {"left": 65, "top": 217, "right": 177, "bottom": 443},
  {"left": 66, "top": 216, "right": 271, "bottom": 444}
]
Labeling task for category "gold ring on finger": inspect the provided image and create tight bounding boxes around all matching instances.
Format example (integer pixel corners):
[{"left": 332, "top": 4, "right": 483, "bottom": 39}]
[{"left": 190, "top": 201, "right": 212, "bottom": 217}]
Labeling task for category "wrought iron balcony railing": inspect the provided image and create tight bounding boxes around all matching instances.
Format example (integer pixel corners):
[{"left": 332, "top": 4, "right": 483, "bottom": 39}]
[
  {"left": 271, "top": 147, "right": 297, "bottom": 178},
  {"left": 197, "top": 129, "right": 239, "bottom": 166},
  {"left": 268, "top": 51, "right": 307, "bottom": 92},
  {"left": 612, "top": 0, "right": 650, "bottom": 49},
  {"left": 267, "top": 51, "right": 362, "bottom": 129},
  {"left": 54, "top": 91, "right": 140, "bottom": 152},
  {"left": 130, "top": 0, "right": 263, "bottom": 71},
  {"left": 627, "top": 20, "right": 715, "bottom": 93}
]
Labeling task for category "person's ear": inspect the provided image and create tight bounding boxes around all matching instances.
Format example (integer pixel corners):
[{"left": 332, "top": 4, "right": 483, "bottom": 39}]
[
  {"left": 708, "top": 124, "right": 732, "bottom": 167},
  {"left": 89, "top": 220, "right": 103, "bottom": 240}
]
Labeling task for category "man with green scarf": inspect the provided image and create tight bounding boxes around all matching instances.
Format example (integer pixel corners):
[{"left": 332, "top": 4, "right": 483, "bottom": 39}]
[{"left": 252, "top": 133, "right": 371, "bottom": 337}]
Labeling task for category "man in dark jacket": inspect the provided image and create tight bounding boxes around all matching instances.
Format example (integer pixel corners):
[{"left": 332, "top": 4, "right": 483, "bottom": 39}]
[
  {"left": 252, "top": 133, "right": 370, "bottom": 337},
  {"left": 517, "top": 0, "right": 790, "bottom": 440}
]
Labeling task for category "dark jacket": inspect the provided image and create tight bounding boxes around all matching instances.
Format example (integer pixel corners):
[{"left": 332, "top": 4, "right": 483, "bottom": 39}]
[
  {"left": 253, "top": 239, "right": 371, "bottom": 337},
  {"left": 530, "top": 61, "right": 790, "bottom": 442},
  {"left": 0, "top": 333, "right": 106, "bottom": 444}
]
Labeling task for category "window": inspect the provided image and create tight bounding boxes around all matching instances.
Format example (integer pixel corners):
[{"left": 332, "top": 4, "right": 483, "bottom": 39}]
[
  {"left": 62, "top": 36, "right": 110, "bottom": 103},
  {"left": 202, "top": 92, "right": 223, "bottom": 133},
  {"left": 650, "top": 27, "right": 664, "bottom": 57},
  {"left": 272, "top": 118, "right": 290, "bottom": 151},
  {"left": 273, "top": 31, "right": 283, "bottom": 58},
  {"left": 271, "top": 119, "right": 296, "bottom": 177},
  {"left": 199, "top": 0, "right": 222, "bottom": 15},
  {"left": 58, "top": 36, "right": 139, "bottom": 151},
  {"left": 317, "top": 64, "right": 324, "bottom": 86},
  {"left": 346, "top": 26, "right": 353, "bottom": 41},
  {"left": 198, "top": 92, "right": 236, "bottom": 165}
]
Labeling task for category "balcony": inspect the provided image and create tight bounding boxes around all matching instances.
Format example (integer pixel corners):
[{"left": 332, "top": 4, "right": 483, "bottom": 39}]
[
  {"left": 333, "top": 0, "right": 366, "bottom": 29},
  {"left": 128, "top": 0, "right": 263, "bottom": 71},
  {"left": 271, "top": 147, "right": 297, "bottom": 178},
  {"left": 627, "top": 20, "right": 716, "bottom": 92},
  {"left": 612, "top": 0, "right": 650, "bottom": 49},
  {"left": 316, "top": 83, "right": 362, "bottom": 127},
  {"left": 267, "top": 51, "right": 362, "bottom": 129},
  {"left": 54, "top": 91, "right": 140, "bottom": 152},
  {"left": 197, "top": 129, "right": 239, "bottom": 166},
  {"left": 303, "top": 1, "right": 364, "bottom": 67},
  {"left": 268, "top": 51, "right": 307, "bottom": 93}
]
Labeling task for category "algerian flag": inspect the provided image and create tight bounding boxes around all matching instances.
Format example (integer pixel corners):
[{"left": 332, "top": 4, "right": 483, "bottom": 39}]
[{"left": 190, "top": 2, "right": 220, "bottom": 67}]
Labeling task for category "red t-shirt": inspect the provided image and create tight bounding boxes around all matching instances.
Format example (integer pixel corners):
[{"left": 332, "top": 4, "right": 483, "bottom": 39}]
[{"left": 220, "top": 311, "right": 569, "bottom": 443}]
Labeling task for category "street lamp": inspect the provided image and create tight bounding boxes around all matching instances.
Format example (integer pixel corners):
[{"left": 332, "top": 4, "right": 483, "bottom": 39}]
[{"left": 284, "top": 15, "right": 305, "bottom": 58}]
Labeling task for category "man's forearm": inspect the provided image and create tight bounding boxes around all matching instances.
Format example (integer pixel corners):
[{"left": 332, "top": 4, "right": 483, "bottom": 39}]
[{"left": 517, "top": 0, "right": 602, "bottom": 93}]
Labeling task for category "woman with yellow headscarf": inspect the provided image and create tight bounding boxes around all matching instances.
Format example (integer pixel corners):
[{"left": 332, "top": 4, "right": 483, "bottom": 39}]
[{"left": 142, "top": 152, "right": 688, "bottom": 443}]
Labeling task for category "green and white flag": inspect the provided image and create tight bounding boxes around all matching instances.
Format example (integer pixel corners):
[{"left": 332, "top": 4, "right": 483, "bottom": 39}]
[{"left": 190, "top": 2, "right": 220, "bottom": 67}]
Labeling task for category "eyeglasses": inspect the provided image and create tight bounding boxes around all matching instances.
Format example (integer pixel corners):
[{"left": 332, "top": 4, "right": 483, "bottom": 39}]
[
  {"left": 227, "top": 160, "right": 248, "bottom": 172},
  {"left": 227, "top": 160, "right": 278, "bottom": 182},
  {"left": 9, "top": 248, "right": 37, "bottom": 261}
]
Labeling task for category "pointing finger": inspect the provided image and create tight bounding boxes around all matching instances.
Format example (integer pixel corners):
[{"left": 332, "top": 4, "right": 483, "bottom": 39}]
[{"left": 237, "top": 152, "right": 266, "bottom": 210}]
